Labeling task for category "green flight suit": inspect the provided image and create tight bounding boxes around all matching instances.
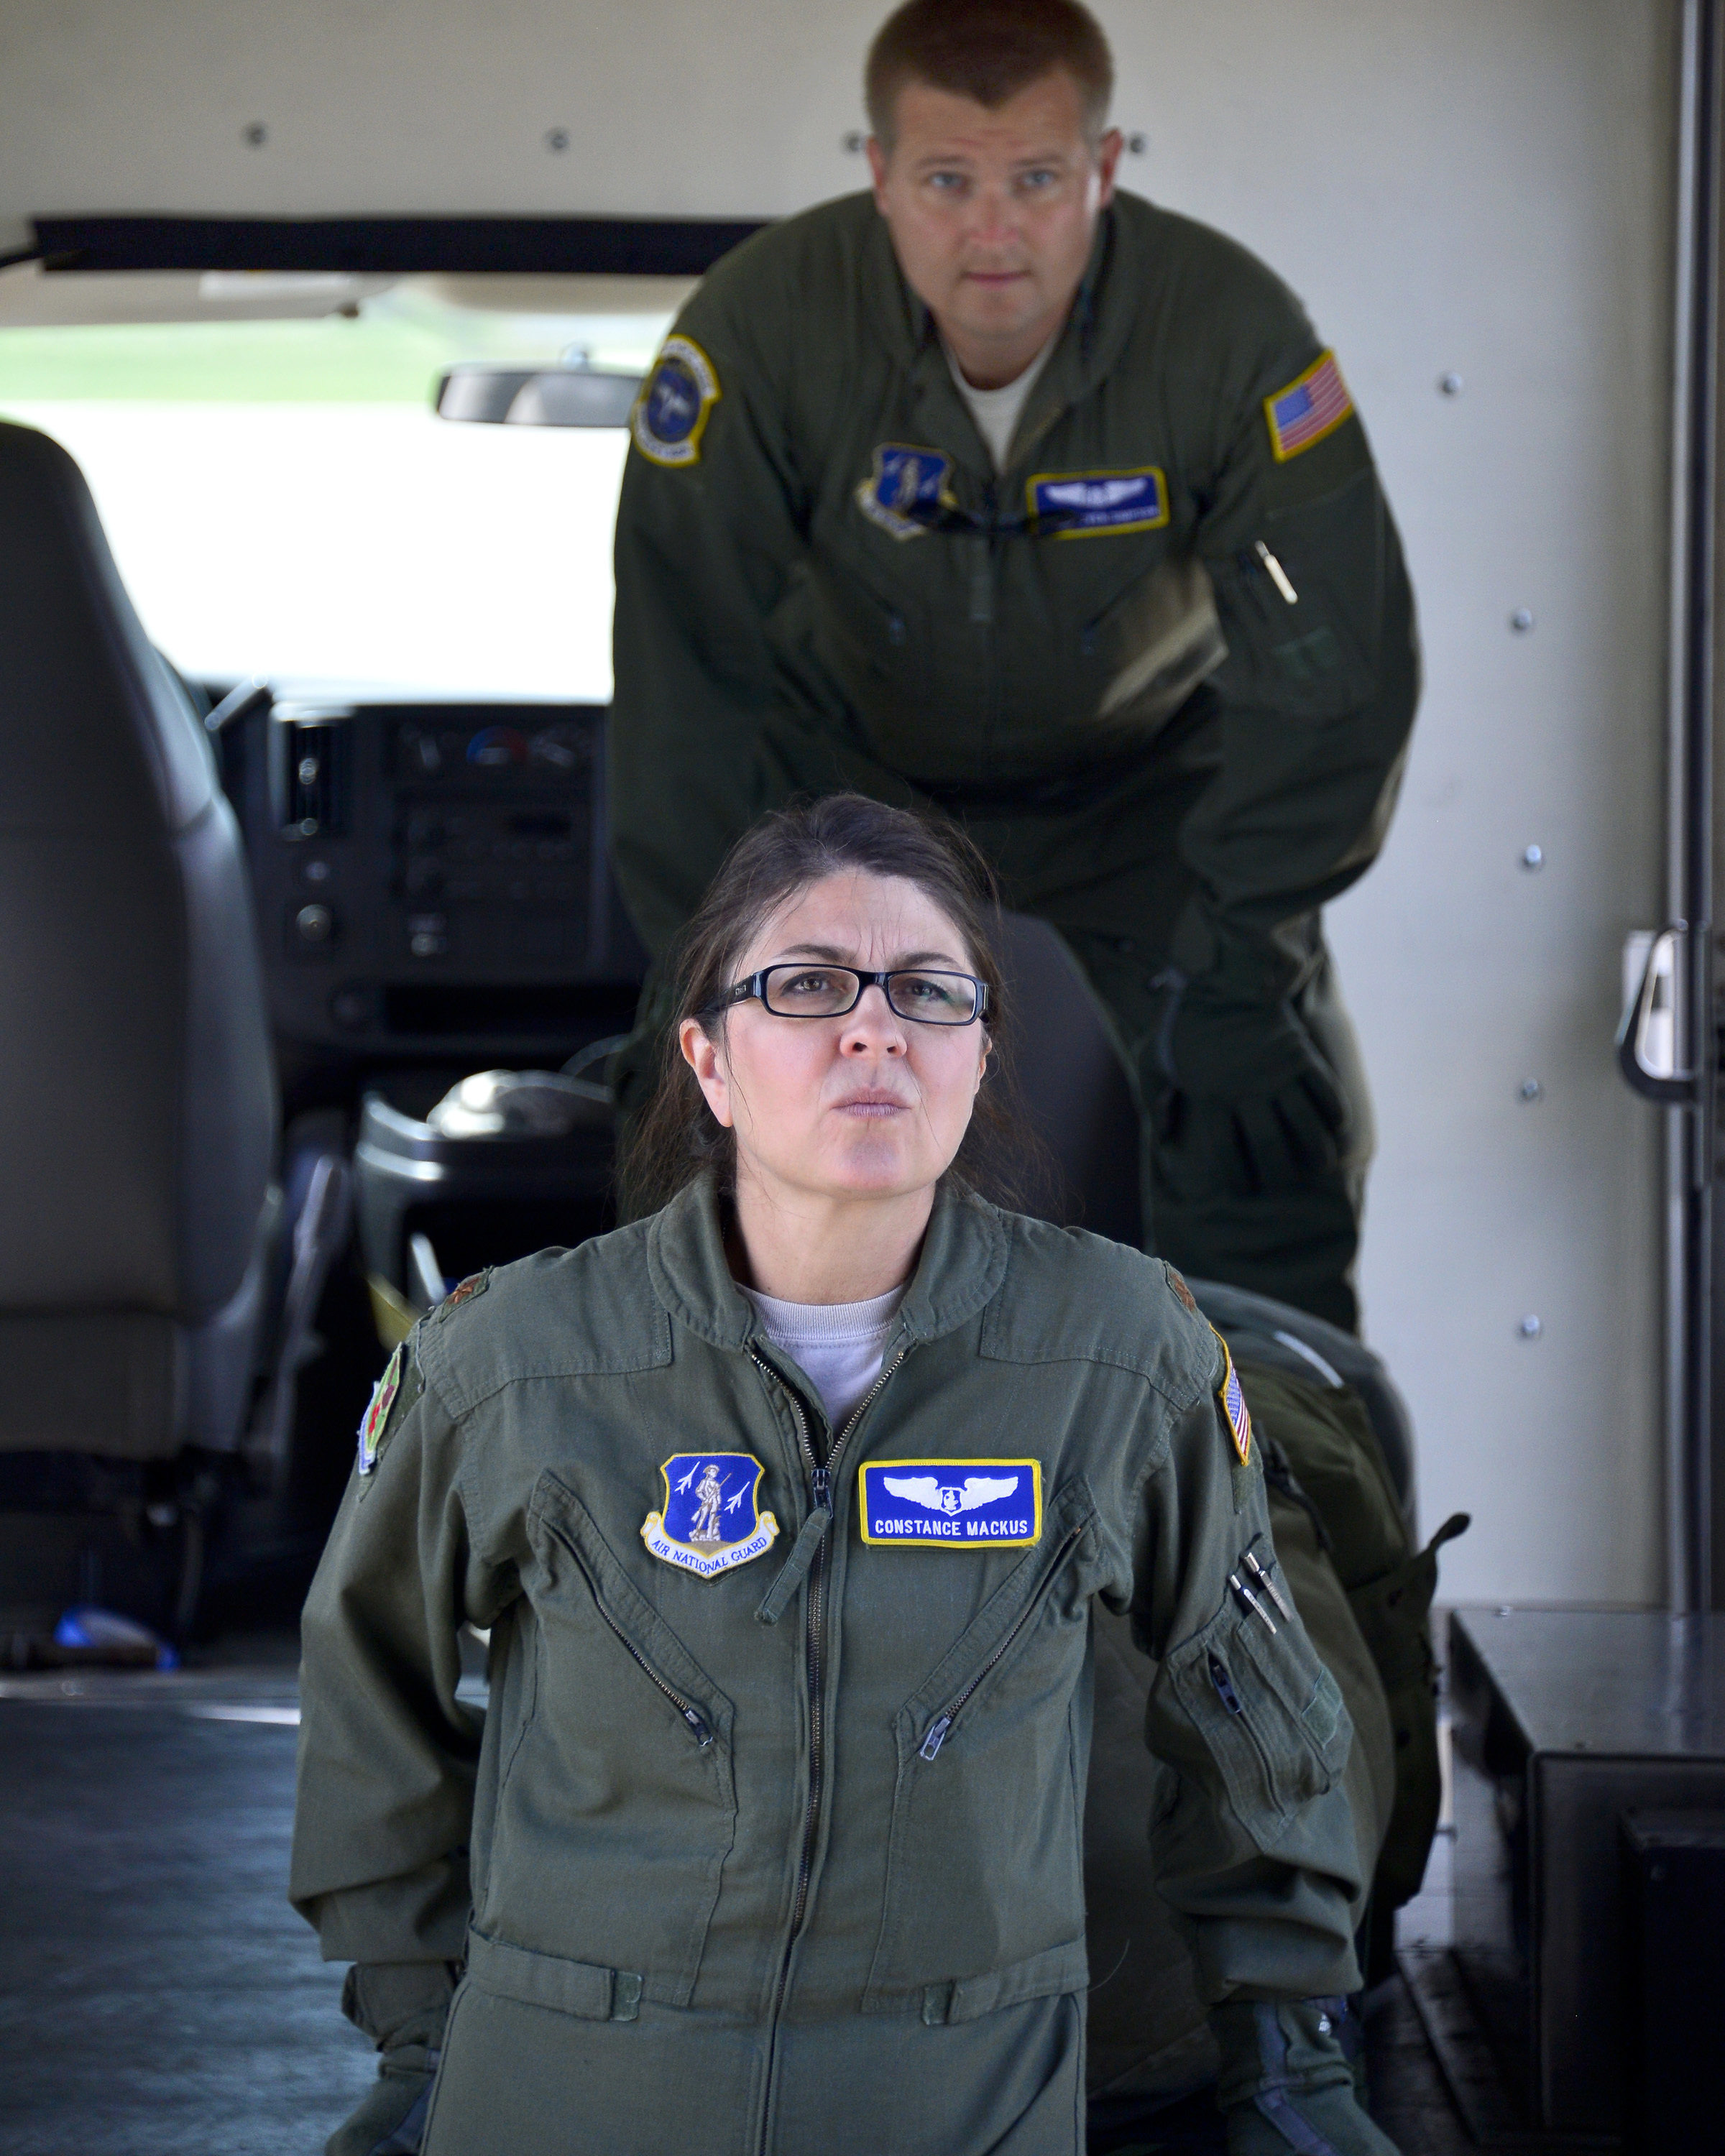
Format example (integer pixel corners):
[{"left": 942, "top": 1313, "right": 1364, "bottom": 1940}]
[
  {"left": 293, "top": 1180, "right": 1372, "bottom": 2155},
  {"left": 608, "top": 190, "right": 1420, "bottom": 1330}
]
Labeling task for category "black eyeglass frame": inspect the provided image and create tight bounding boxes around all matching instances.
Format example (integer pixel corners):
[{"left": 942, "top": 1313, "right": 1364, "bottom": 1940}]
[{"left": 712, "top": 965, "right": 990, "bottom": 1026}]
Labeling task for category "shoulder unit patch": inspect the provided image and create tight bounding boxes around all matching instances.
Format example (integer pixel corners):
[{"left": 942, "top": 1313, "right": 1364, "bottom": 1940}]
[
  {"left": 357, "top": 1344, "right": 404, "bottom": 1476},
  {"left": 631, "top": 335, "right": 720, "bottom": 467},
  {"left": 1264, "top": 350, "right": 1354, "bottom": 461},
  {"left": 1211, "top": 1330, "right": 1253, "bottom": 1465}
]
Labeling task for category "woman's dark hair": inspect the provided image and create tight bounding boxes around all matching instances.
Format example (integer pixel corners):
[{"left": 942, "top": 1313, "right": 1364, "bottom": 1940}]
[{"left": 620, "top": 793, "right": 1043, "bottom": 1217}]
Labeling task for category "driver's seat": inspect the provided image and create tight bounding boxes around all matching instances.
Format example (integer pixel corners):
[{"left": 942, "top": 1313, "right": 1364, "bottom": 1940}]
[{"left": 0, "top": 420, "right": 277, "bottom": 1463}]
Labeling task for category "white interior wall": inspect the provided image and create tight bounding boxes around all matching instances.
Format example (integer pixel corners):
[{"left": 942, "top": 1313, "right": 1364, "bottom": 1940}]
[{"left": 0, "top": 0, "right": 1678, "bottom": 1603}]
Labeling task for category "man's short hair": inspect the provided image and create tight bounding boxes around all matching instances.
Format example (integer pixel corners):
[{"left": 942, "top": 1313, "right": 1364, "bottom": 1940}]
[{"left": 865, "top": 0, "right": 1114, "bottom": 152}]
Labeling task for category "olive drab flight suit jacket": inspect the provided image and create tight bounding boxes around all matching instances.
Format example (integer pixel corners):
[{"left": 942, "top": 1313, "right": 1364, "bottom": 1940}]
[
  {"left": 609, "top": 190, "right": 1418, "bottom": 1011},
  {"left": 292, "top": 1179, "right": 1366, "bottom": 2156}
]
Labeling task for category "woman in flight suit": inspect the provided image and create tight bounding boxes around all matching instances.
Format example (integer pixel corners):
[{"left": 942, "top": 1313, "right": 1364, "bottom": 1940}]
[{"left": 293, "top": 794, "right": 1401, "bottom": 2156}]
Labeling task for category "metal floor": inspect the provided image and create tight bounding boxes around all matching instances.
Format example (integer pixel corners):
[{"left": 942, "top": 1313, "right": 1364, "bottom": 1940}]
[{"left": 0, "top": 1648, "right": 1486, "bottom": 2156}]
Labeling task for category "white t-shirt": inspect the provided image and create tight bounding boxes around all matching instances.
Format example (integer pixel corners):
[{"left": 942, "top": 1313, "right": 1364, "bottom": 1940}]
[
  {"left": 944, "top": 335, "right": 1056, "bottom": 471},
  {"left": 740, "top": 1284, "right": 906, "bottom": 1429}
]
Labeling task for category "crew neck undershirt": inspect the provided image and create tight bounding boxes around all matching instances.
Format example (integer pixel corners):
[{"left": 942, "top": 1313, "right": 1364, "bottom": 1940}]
[
  {"left": 740, "top": 1284, "right": 907, "bottom": 1429},
  {"left": 943, "top": 335, "right": 1056, "bottom": 471}
]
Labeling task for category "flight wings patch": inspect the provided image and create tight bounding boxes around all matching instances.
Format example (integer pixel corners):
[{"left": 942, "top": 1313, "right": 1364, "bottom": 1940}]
[
  {"left": 1026, "top": 466, "right": 1169, "bottom": 535},
  {"left": 859, "top": 1459, "right": 1043, "bottom": 1547},
  {"left": 1212, "top": 1332, "right": 1253, "bottom": 1465}
]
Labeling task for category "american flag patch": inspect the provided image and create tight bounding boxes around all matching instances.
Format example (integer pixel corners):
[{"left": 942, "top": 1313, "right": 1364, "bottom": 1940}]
[
  {"left": 1264, "top": 351, "right": 1353, "bottom": 461},
  {"left": 1213, "top": 1332, "right": 1253, "bottom": 1465}
]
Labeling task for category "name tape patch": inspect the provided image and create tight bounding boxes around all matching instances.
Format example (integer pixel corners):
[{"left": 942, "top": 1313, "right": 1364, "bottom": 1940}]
[
  {"left": 631, "top": 336, "right": 720, "bottom": 468},
  {"left": 1264, "top": 351, "right": 1353, "bottom": 461},
  {"left": 856, "top": 443, "right": 954, "bottom": 540},
  {"left": 641, "top": 1452, "right": 780, "bottom": 1579},
  {"left": 858, "top": 1458, "right": 1043, "bottom": 1547},
  {"left": 1027, "top": 466, "right": 1169, "bottom": 536}
]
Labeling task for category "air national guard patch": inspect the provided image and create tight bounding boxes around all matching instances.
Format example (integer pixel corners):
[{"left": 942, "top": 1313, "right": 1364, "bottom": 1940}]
[
  {"left": 1027, "top": 466, "right": 1169, "bottom": 537},
  {"left": 1213, "top": 1333, "right": 1253, "bottom": 1465},
  {"left": 1264, "top": 350, "right": 1353, "bottom": 461},
  {"left": 856, "top": 443, "right": 954, "bottom": 540},
  {"left": 641, "top": 1454, "right": 780, "bottom": 1579},
  {"left": 859, "top": 1459, "right": 1043, "bottom": 1547},
  {"left": 356, "top": 1344, "right": 403, "bottom": 1476},
  {"left": 631, "top": 336, "right": 720, "bottom": 467}
]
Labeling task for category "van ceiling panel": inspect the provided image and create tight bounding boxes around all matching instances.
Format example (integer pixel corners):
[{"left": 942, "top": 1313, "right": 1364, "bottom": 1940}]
[{"left": 0, "top": 0, "right": 879, "bottom": 237}]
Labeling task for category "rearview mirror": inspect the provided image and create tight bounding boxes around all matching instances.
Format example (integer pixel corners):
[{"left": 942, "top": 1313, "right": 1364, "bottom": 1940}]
[{"left": 434, "top": 364, "right": 641, "bottom": 426}]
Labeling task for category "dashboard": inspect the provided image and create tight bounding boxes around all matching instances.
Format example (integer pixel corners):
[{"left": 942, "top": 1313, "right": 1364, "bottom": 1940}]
[{"left": 216, "top": 700, "right": 647, "bottom": 1064}]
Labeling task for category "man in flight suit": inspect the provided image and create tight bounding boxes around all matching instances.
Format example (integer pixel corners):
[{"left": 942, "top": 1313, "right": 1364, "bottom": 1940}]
[{"left": 609, "top": 0, "right": 1418, "bottom": 1331}]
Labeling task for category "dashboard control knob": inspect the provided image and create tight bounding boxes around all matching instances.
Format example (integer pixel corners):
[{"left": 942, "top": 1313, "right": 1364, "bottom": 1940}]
[{"left": 295, "top": 903, "right": 335, "bottom": 944}]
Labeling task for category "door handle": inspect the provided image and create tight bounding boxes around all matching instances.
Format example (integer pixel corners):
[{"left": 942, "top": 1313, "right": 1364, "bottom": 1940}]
[{"left": 1617, "top": 924, "right": 1700, "bottom": 1103}]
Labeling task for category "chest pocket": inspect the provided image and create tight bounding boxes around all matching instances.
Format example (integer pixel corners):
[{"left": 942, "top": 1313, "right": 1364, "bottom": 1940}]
[
  {"left": 1165, "top": 1592, "right": 1351, "bottom": 1854},
  {"left": 479, "top": 1472, "right": 737, "bottom": 2007},
  {"left": 1208, "top": 467, "right": 1385, "bottom": 719},
  {"left": 862, "top": 1478, "right": 1098, "bottom": 2014}
]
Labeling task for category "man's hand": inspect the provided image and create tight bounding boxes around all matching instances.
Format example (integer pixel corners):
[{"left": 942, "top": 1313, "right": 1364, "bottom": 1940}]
[
  {"left": 1213, "top": 1999, "right": 1400, "bottom": 2156},
  {"left": 1152, "top": 969, "right": 1350, "bottom": 1199}
]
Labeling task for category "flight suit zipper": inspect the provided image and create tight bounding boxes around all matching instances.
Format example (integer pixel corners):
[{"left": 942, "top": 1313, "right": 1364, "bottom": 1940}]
[
  {"left": 748, "top": 1341, "right": 911, "bottom": 2035},
  {"left": 544, "top": 1524, "right": 716, "bottom": 1749},
  {"left": 917, "top": 1519, "right": 1085, "bottom": 1760}
]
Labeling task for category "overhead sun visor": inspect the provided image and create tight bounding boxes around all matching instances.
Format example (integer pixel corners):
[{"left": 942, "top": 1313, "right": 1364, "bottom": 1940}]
[{"left": 22, "top": 216, "right": 762, "bottom": 278}]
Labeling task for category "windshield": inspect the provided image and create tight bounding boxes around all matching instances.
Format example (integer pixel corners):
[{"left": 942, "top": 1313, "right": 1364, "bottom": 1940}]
[{"left": 0, "top": 279, "right": 675, "bottom": 700}]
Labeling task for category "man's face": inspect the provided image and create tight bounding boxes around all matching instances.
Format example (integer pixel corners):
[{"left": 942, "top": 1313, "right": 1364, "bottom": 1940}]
[{"left": 868, "top": 68, "right": 1121, "bottom": 377}]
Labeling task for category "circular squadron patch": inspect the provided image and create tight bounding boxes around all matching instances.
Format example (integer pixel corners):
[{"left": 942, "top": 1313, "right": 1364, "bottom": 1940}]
[
  {"left": 641, "top": 1452, "right": 779, "bottom": 1579},
  {"left": 630, "top": 336, "right": 720, "bottom": 467}
]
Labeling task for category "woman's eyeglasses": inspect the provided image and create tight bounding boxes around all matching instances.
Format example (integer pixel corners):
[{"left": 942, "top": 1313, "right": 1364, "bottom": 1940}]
[{"left": 714, "top": 965, "right": 989, "bottom": 1026}]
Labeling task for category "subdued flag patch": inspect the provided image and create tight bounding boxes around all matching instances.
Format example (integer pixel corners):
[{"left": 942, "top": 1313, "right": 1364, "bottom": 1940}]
[{"left": 1264, "top": 351, "right": 1354, "bottom": 461}]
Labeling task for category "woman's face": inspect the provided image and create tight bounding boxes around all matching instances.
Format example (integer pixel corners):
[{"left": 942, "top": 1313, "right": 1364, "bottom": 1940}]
[{"left": 681, "top": 870, "right": 990, "bottom": 1210}]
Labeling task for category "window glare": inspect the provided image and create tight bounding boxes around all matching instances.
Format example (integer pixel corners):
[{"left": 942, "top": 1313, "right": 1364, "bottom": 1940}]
[{"left": 0, "top": 290, "right": 671, "bottom": 699}]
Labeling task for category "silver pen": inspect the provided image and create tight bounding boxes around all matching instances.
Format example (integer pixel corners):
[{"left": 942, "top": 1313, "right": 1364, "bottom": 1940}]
[
  {"left": 1229, "top": 1572, "right": 1277, "bottom": 1634},
  {"left": 1244, "top": 1549, "right": 1294, "bottom": 1621},
  {"left": 1253, "top": 539, "right": 1298, "bottom": 604}
]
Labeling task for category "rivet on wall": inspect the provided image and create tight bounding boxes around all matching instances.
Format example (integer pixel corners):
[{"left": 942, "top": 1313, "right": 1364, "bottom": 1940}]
[
  {"left": 545, "top": 127, "right": 570, "bottom": 153},
  {"left": 1438, "top": 371, "right": 1464, "bottom": 395},
  {"left": 1519, "top": 1079, "right": 1544, "bottom": 1102},
  {"left": 1510, "top": 607, "right": 1535, "bottom": 632},
  {"left": 242, "top": 122, "right": 267, "bottom": 148},
  {"left": 1522, "top": 844, "right": 1545, "bottom": 870},
  {"left": 1519, "top": 1315, "right": 1543, "bottom": 1340}
]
